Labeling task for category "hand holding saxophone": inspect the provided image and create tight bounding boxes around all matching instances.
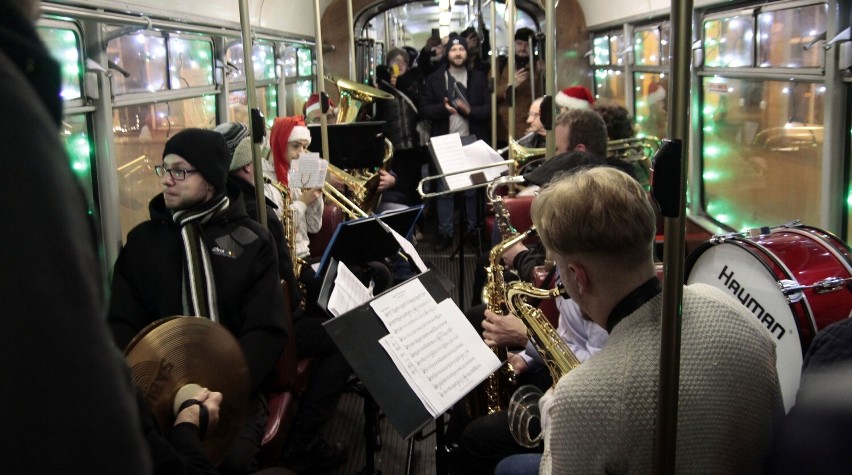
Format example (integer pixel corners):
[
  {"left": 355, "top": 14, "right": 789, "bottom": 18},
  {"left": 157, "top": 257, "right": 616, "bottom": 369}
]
[
  {"left": 482, "top": 309, "right": 528, "bottom": 348},
  {"left": 507, "top": 353, "right": 529, "bottom": 376}
]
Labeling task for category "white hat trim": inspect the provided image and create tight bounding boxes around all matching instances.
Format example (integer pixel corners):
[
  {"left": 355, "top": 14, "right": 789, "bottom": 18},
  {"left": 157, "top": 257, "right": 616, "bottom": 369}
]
[
  {"left": 555, "top": 91, "right": 591, "bottom": 109},
  {"left": 289, "top": 125, "right": 311, "bottom": 144},
  {"left": 305, "top": 102, "right": 321, "bottom": 116}
]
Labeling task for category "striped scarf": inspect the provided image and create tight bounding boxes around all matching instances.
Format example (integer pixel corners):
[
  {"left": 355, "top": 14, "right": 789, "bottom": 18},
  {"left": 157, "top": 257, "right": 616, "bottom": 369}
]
[{"left": 172, "top": 194, "right": 230, "bottom": 322}]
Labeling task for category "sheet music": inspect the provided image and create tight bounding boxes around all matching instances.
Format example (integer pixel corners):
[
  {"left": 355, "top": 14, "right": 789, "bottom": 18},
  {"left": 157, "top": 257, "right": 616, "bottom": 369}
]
[
  {"left": 464, "top": 140, "right": 509, "bottom": 181},
  {"left": 429, "top": 133, "right": 471, "bottom": 190},
  {"left": 384, "top": 225, "right": 427, "bottom": 274},
  {"left": 328, "top": 261, "right": 373, "bottom": 317},
  {"left": 430, "top": 134, "right": 508, "bottom": 191},
  {"left": 372, "top": 279, "right": 502, "bottom": 416},
  {"left": 288, "top": 153, "right": 328, "bottom": 188}
]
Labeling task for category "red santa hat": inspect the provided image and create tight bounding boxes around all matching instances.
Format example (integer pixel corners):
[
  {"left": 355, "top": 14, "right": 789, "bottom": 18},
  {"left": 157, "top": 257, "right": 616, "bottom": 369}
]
[
  {"left": 647, "top": 83, "right": 667, "bottom": 105},
  {"left": 269, "top": 116, "right": 310, "bottom": 185},
  {"left": 303, "top": 93, "right": 336, "bottom": 117},
  {"left": 555, "top": 85, "right": 595, "bottom": 110}
]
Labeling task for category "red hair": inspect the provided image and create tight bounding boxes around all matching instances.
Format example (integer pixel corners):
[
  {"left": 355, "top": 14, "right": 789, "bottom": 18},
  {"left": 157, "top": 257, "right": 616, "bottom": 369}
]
[{"left": 269, "top": 115, "right": 307, "bottom": 185}]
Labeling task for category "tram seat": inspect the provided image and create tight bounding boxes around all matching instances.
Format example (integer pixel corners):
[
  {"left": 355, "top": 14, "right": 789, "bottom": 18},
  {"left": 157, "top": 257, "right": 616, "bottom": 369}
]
[
  {"left": 484, "top": 195, "right": 535, "bottom": 243},
  {"left": 259, "top": 282, "right": 316, "bottom": 467},
  {"left": 308, "top": 204, "right": 345, "bottom": 258}
]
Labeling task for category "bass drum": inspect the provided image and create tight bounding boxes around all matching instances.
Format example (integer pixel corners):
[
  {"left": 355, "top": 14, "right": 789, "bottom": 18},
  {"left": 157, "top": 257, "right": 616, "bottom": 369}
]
[{"left": 685, "top": 225, "right": 852, "bottom": 411}]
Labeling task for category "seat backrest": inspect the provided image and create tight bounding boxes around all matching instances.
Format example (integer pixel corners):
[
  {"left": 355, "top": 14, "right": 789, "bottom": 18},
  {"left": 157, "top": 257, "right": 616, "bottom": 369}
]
[
  {"left": 308, "top": 204, "right": 344, "bottom": 258},
  {"left": 485, "top": 195, "right": 536, "bottom": 244}
]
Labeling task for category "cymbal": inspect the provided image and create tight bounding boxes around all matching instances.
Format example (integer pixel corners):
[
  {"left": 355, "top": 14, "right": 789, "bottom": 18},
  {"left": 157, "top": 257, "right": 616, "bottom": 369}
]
[
  {"left": 125, "top": 316, "right": 250, "bottom": 466},
  {"left": 326, "top": 74, "right": 393, "bottom": 101}
]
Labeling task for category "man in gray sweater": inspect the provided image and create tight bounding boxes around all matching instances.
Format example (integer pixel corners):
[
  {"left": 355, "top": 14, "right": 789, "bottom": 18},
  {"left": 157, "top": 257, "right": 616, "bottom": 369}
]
[{"left": 530, "top": 167, "right": 783, "bottom": 473}]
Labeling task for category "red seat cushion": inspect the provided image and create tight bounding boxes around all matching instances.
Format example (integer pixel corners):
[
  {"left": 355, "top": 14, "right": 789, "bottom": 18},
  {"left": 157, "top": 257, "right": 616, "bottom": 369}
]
[
  {"left": 309, "top": 204, "right": 344, "bottom": 258},
  {"left": 485, "top": 195, "right": 535, "bottom": 243}
]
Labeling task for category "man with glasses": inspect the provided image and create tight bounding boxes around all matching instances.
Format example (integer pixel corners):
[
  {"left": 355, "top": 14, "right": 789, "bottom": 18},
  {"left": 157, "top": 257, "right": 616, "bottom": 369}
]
[
  {"left": 518, "top": 96, "right": 547, "bottom": 149},
  {"left": 108, "top": 128, "right": 288, "bottom": 475}
]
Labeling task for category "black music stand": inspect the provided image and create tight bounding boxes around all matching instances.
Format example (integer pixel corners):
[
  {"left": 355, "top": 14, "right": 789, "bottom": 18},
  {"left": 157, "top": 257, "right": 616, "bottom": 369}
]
[
  {"left": 307, "top": 122, "right": 387, "bottom": 169},
  {"left": 322, "top": 269, "right": 457, "bottom": 474}
]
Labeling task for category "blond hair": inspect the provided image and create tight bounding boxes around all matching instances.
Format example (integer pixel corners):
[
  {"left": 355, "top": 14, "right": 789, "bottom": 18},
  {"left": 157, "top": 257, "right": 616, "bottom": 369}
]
[{"left": 531, "top": 167, "right": 655, "bottom": 267}]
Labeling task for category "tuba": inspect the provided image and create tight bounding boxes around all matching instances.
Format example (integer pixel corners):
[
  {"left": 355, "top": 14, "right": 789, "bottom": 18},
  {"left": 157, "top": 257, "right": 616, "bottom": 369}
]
[
  {"left": 505, "top": 281, "right": 581, "bottom": 448},
  {"left": 322, "top": 76, "right": 394, "bottom": 215},
  {"left": 606, "top": 136, "right": 661, "bottom": 191}
]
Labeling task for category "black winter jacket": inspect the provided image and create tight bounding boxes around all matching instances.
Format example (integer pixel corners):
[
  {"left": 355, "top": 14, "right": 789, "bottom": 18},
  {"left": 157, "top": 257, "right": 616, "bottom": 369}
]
[
  {"left": 108, "top": 183, "right": 288, "bottom": 392},
  {"left": 420, "top": 65, "right": 492, "bottom": 144},
  {"left": 375, "top": 65, "right": 422, "bottom": 151}
]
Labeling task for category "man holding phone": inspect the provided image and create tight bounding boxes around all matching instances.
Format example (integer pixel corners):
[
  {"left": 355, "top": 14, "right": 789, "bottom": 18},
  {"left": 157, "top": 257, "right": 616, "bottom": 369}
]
[{"left": 496, "top": 27, "right": 543, "bottom": 148}]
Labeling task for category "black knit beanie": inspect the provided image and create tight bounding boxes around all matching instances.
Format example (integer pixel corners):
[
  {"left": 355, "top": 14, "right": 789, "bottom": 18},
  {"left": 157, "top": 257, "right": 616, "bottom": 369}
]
[{"left": 162, "top": 128, "right": 230, "bottom": 192}]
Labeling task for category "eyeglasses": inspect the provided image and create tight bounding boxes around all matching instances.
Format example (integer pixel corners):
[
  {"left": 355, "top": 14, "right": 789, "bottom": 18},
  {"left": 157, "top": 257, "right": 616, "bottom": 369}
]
[{"left": 154, "top": 165, "right": 199, "bottom": 181}]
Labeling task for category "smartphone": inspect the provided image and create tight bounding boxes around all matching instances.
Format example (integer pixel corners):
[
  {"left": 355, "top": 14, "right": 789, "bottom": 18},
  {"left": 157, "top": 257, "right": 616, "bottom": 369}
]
[{"left": 392, "top": 64, "right": 400, "bottom": 77}]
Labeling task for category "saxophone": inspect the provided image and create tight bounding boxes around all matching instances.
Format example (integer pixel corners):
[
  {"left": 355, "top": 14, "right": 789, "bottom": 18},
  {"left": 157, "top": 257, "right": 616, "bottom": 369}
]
[
  {"left": 505, "top": 281, "right": 581, "bottom": 448},
  {"left": 263, "top": 176, "right": 307, "bottom": 310},
  {"left": 463, "top": 175, "right": 531, "bottom": 419}
]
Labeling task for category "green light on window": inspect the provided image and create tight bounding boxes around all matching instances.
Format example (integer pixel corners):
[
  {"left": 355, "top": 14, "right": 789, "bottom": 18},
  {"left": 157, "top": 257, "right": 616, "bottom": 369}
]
[
  {"left": 635, "top": 115, "right": 645, "bottom": 123},
  {"left": 703, "top": 170, "right": 721, "bottom": 181},
  {"left": 704, "top": 145, "right": 720, "bottom": 157},
  {"left": 703, "top": 126, "right": 714, "bottom": 133},
  {"left": 716, "top": 214, "right": 730, "bottom": 224},
  {"left": 847, "top": 192, "right": 852, "bottom": 207},
  {"left": 703, "top": 106, "right": 715, "bottom": 116}
]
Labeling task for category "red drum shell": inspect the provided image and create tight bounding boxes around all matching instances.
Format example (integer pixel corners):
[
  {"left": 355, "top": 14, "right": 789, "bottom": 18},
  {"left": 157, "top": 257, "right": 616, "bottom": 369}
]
[{"left": 685, "top": 225, "right": 852, "bottom": 411}]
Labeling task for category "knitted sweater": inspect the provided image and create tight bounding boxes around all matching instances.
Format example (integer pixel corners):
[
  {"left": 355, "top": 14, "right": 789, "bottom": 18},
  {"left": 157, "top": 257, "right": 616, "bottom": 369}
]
[{"left": 541, "top": 283, "right": 783, "bottom": 474}]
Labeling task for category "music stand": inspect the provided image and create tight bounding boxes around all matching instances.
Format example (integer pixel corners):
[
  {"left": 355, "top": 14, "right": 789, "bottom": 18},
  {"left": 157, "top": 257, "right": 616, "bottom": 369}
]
[{"left": 307, "top": 122, "right": 387, "bottom": 169}]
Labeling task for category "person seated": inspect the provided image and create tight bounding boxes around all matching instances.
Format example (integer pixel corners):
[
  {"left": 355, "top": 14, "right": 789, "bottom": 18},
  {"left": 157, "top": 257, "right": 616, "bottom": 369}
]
[
  {"left": 229, "top": 134, "right": 351, "bottom": 473},
  {"left": 532, "top": 167, "right": 782, "bottom": 473},
  {"left": 303, "top": 93, "right": 337, "bottom": 125},
  {"left": 517, "top": 96, "right": 546, "bottom": 149},
  {"left": 108, "top": 128, "right": 289, "bottom": 474}
]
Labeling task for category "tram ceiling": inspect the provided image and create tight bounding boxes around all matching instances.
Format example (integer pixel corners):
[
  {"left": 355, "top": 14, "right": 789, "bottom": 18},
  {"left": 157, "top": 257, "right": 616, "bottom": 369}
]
[{"left": 352, "top": 0, "right": 545, "bottom": 37}]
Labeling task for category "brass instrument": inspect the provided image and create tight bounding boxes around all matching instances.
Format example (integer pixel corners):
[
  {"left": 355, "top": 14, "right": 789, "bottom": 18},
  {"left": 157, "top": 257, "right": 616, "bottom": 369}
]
[
  {"left": 263, "top": 176, "right": 308, "bottom": 310},
  {"left": 506, "top": 281, "right": 581, "bottom": 448},
  {"left": 321, "top": 138, "right": 394, "bottom": 217},
  {"left": 326, "top": 75, "right": 393, "bottom": 124},
  {"left": 504, "top": 136, "right": 546, "bottom": 171},
  {"left": 607, "top": 136, "right": 661, "bottom": 191},
  {"left": 465, "top": 227, "right": 536, "bottom": 418}
]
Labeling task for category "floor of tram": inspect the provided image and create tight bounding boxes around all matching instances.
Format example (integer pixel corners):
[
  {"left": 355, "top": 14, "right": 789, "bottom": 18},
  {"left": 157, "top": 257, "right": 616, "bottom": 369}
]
[{"left": 317, "top": 216, "right": 482, "bottom": 475}]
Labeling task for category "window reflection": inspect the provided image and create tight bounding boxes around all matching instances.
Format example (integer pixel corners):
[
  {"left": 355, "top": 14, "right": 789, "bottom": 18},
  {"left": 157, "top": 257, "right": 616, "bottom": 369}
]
[
  {"left": 704, "top": 16, "right": 754, "bottom": 67},
  {"left": 60, "top": 114, "right": 95, "bottom": 215},
  {"left": 108, "top": 32, "right": 168, "bottom": 94},
  {"left": 757, "top": 4, "right": 827, "bottom": 68},
  {"left": 701, "top": 78, "right": 825, "bottom": 230},
  {"left": 167, "top": 37, "right": 214, "bottom": 88},
  {"left": 225, "top": 41, "right": 277, "bottom": 82},
  {"left": 113, "top": 96, "right": 217, "bottom": 239},
  {"left": 634, "top": 28, "right": 661, "bottom": 66},
  {"left": 228, "top": 86, "right": 277, "bottom": 128},
  {"left": 37, "top": 27, "right": 82, "bottom": 100},
  {"left": 594, "top": 69, "right": 626, "bottom": 107},
  {"left": 593, "top": 35, "right": 610, "bottom": 65},
  {"left": 634, "top": 73, "right": 668, "bottom": 139}
]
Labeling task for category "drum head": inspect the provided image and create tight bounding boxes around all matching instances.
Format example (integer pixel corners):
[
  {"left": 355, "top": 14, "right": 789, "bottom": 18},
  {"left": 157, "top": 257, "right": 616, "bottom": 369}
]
[{"left": 686, "top": 241, "right": 804, "bottom": 411}]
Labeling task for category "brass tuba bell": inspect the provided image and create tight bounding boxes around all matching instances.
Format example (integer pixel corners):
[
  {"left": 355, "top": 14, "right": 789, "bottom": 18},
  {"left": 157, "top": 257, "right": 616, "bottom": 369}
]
[{"left": 326, "top": 75, "right": 393, "bottom": 124}]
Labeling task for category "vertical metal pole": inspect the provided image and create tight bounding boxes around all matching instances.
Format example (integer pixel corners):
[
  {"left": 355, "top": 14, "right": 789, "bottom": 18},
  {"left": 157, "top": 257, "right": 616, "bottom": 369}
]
[
  {"left": 314, "top": 0, "right": 330, "bottom": 160},
  {"left": 653, "top": 0, "right": 692, "bottom": 471},
  {"left": 528, "top": 36, "right": 536, "bottom": 100},
  {"left": 544, "top": 0, "right": 556, "bottom": 159},
  {"left": 506, "top": 0, "right": 516, "bottom": 152},
  {"left": 490, "top": 0, "right": 497, "bottom": 149},
  {"left": 238, "top": 0, "right": 266, "bottom": 228},
  {"left": 347, "top": 0, "right": 356, "bottom": 81}
]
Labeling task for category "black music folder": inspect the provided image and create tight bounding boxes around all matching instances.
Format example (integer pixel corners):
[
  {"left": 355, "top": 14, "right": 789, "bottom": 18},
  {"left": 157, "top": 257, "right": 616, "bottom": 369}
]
[
  {"left": 307, "top": 122, "right": 387, "bottom": 169},
  {"left": 322, "top": 269, "right": 456, "bottom": 439},
  {"left": 315, "top": 205, "right": 423, "bottom": 275}
]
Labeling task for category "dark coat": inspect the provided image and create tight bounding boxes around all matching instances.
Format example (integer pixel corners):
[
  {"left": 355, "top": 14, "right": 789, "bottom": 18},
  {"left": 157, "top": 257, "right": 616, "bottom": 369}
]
[
  {"left": 231, "top": 175, "right": 301, "bottom": 314},
  {"left": 108, "top": 183, "right": 288, "bottom": 392},
  {"left": 375, "top": 65, "right": 421, "bottom": 151},
  {"left": 420, "top": 65, "right": 492, "bottom": 144},
  {"left": 0, "top": 0, "right": 150, "bottom": 472}
]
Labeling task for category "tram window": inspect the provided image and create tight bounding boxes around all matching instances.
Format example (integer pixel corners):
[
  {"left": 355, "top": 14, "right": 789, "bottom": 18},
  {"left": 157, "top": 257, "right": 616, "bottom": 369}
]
[
  {"left": 228, "top": 85, "right": 277, "bottom": 128},
  {"left": 167, "top": 37, "right": 214, "bottom": 89},
  {"left": 757, "top": 4, "right": 827, "bottom": 69},
  {"left": 635, "top": 28, "right": 662, "bottom": 66},
  {"left": 700, "top": 77, "right": 825, "bottom": 230},
  {"left": 225, "top": 42, "right": 277, "bottom": 82},
  {"left": 107, "top": 32, "right": 168, "bottom": 94},
  {"left": 704, "top": 15, "right": 754, "bottom": 67},
  {"left": 297, "top": 48, "right": 313, "bottom": 77},
  {"left": 592, "top": 35, "right": 611, "bottom": 65},
  {"left": 594, "top": 69, "right": 627, "bottom": 107},
  {"left": 37, "top": 27, "right": 82, "bottom": 101},
  {"left": 634, "top": 74, "right": 669, "bottom": 139},
  {"left": 112, "top": 96, "right": 217, "bottom": 238},
  {"left": 60, "top": 114, "right": 95, "bottom": 216}
]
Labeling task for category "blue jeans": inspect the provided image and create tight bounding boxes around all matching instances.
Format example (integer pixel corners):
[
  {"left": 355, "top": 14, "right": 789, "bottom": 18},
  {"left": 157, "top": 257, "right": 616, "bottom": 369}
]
[
  {"left": 436, "top": 189, "right": 478, "bottom": 238},
  {"left": 494, "top": 453, "right": 542, "bottom": 475}
]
